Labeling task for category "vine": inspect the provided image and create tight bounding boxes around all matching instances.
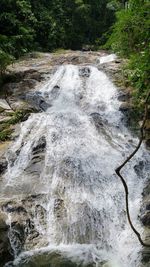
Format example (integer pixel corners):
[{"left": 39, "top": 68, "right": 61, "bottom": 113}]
[{"left": 115, "top": 91, "right": 150, "bottom": 247}]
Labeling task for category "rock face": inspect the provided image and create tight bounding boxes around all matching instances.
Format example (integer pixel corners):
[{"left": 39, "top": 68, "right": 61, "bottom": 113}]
[
  {"left": 1, "top": 195, "right": 48, "bottom": 258},
  {"left": 0, "top": 136, "right": 47, "bottom": 265}
]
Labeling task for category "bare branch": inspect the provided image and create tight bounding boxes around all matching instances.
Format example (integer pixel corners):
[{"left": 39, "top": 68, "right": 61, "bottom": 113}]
[{"left": 115, "top": 91, "right": 150, "bottom": 247}]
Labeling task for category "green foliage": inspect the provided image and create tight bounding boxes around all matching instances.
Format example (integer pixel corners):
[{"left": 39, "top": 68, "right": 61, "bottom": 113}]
[
  {"left": 107, "top": 0, "right": 150, "bottom": 107},
  {"left": 0, "top": 0, "right": 36, "bottom": 57},
  {"left": 7, "top": 111, "right": 28, "bottom": 124},
  {"left": 0, "top": 50, "right": 14, "bottom": 75},
  {"left": 0, "top": 0, "right": 116, "bottom": 56},
  {"left": 0, "top": 110, "right": 30, "bottom": 141},
  {"left": 0, "top": 128, "right": 13, "bottom": 141},
  {"left": 107, "top": 1, "right": 150, "bottom": 56},
  {"left": 127, "top": 47, "right": 150, "bottom": 106}
]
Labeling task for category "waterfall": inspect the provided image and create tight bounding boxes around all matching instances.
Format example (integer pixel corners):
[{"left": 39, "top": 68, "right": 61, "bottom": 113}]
[{"left": 1, "top": 63, "right": 149, "bottom": 267}]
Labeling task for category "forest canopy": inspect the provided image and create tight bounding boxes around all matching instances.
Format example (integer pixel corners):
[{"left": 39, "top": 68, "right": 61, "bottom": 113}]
[
  {"left": 0, "top": 0, "right": 116, "bottom": 58},
  {"left": 0, "top": 0, "right": 149, "bottom": 105}
]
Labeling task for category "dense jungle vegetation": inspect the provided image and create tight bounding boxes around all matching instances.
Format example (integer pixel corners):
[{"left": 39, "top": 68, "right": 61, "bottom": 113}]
[{"left": 0, "top": 0, "right": 149, "bottom": 105}]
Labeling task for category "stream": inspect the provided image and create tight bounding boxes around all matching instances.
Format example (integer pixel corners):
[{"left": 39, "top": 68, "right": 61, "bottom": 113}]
[{"left": 0, "top": 55, "right": 149, "bottom": 267}]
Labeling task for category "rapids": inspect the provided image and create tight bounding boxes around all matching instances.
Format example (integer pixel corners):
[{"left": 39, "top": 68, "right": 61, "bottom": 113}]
[{"left": 1, "top": 58, "right": 149, "bottom": 267}]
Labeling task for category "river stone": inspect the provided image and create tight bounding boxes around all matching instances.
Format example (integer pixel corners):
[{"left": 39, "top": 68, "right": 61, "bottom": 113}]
[
  {"left": 119, "top": 102, "right": 132, "bottom": 113},
  {"left": 117, "top": 91, "right": 130, "bottom": 102},
  {"left": 13, "top": 251, "right": 98, "bottom": 267}
]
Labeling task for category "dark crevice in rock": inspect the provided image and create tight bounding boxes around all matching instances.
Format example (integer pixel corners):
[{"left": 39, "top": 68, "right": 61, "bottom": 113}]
[
  {"left": 0, "top": 159, "right": 8, "bottom": 175},
  {"left": 79, "top": 67, "right": 91, "bottom": 78},
  {"left": 32, "top": 136, "right": 46, "bottom": 154},
  {"left": 0, "top": 214, "right": 13, "bottom": 267}
]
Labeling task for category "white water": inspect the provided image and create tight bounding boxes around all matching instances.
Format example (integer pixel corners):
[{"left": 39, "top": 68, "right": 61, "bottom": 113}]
[
  {"left": 98, "top": 54, "right": 117, "bottom": 65},
  {"left": 1, "top": 63, "right": 149, "bottom": 266}
]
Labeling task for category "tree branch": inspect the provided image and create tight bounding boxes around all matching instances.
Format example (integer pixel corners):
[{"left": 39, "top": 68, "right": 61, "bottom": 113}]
[{"left": 115, "top": 91, "right": 150, "bottom": 247}]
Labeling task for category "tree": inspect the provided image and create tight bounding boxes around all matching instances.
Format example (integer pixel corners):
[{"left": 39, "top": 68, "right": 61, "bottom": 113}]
[
  {"left": 107, "top": 0, "right": 150, "bottom": 105},
  {"left": 0, "top": 0, "right": 36, "bottom": 57},
  {"left": 0, "top": 50, "right": 13, "bottom": 76}
]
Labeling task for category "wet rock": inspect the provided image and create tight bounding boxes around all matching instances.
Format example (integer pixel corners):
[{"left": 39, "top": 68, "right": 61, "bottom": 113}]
[
  {"left": 134, "top": 160, "right": 144, "bottom": 175},
  {"left": 0, "top": 196, "right": 47, "bottom": 255},
  {"left": 0, "top": 213, "right": 13, "bottom": 266},
  {"left": 117, "top": 91, "right": 130, "bottom": 102},
  {"left": 25, "top": 71, "right": 43, "bottom": 82},
  {"left": 8, "top": 222, "right": 25, "bottom": 256},
  {"left": 90, "top": 113, "right": 104, "bottom": 130},
  {"left": 142, "top": 182, "right": 150, "bottom": 198},
  {"left": 140, "top": 179, "right": 150, "bottom": 229},
  {"left": 39, "top": 99, "right": 49, "bottom": 111},
  {"left": 51, "top": 85, "right": 60, "bottom": 98},
  {"left": 141, "top": 212, "right": 150, "bottom": 227},
  {"left": 145, "top": 139, "right": 150, "bottom": 148},
  {"left": 0, "top": 159, "right": 8, "bottom": 175},
  {"left": 0, "top": 115, "right": 12, "bottom": 122},
  {"left": 2, "top": 203, "right": 27, "bottom": 214},
  {"left": 35, "top": 204, "right": 46, "bottom": 224},
  {"left": 79, "top": 67, "right": 91, "bottom": 78},
  {"left": 26, "top": 92, "right": 50, "bottom": 111},
  {"left": 54, "top": 199, "right": 65, "bottom": 219},
  {"left": 0, "top": 213, "right": 8, "bottom": 230},
  {"left": 15, "top": 251, "right": 80, "bottom": 267},
  {"left": 15, "top": 249, "right": 107, "bottom": 267},
  {"left": 0, "top": 99, "right": 11, "bottom": 110},
  {"left": 144, "top": 120, "right": 150, "bottom": 131},
  {"left": 140, "top": 197, "right": 150, "bottom": 227},
  {"left": 32, "top": 136, "right": 46, "bottom": 154},
  {"left": 141, "top": 246, "right": 150, "bottom": 267},
  {"left": 119, "top": 102, "right": 132, "bottom": 113}
]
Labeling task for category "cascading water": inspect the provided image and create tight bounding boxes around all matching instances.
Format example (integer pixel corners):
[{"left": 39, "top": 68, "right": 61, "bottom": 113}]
[{"left": 1, "top": 60, "right": 149, "bottom": 267}]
